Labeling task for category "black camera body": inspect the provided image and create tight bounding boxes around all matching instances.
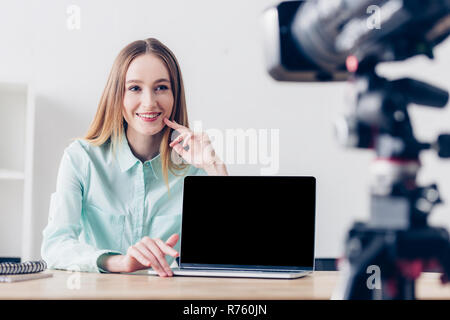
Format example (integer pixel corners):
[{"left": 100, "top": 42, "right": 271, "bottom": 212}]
[
  {"left": 261, "top": 0, "right": 349, "bottom": 81},
  {"left": 262, "top": 0, "right": 450, "bottom": 82}
]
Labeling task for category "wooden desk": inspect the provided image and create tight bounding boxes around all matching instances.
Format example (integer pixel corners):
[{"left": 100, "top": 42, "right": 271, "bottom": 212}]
[{"left": 0, "top": 270, "right": 449, "bottom": 299}]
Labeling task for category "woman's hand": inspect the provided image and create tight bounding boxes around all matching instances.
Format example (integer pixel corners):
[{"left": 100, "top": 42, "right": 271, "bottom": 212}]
[
  {"left": 164, "top": 118, "right": 228, "bottom": 175},
  {"left": 102, "top": 234, "right": 179, "bottom": 276}
]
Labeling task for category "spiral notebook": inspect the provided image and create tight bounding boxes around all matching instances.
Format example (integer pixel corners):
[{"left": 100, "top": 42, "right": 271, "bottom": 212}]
[
  {"left": 0, "top": 272, "right": 53, "bottom": 283},
  {"left": 0, "top": 260, "right": 53, "bottom": 283}
]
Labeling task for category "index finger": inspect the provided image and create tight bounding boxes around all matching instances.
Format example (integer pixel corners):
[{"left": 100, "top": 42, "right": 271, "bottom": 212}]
[
  {"left": 166, "top": 234, "right": 179, "bottom": 248},
  {"left": 155, "top": 238, "right": 179, "bottom": 257},
  {"left": 164, "top": 117, "right": 185, "bottom": 130}
]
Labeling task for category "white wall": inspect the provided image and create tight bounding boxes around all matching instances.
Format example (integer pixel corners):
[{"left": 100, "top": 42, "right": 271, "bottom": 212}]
[{"left": 1, "top": 0, "right": 450, "bottom": 260}]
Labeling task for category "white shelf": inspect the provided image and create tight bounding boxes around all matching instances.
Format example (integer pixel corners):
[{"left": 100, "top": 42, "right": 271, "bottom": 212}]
[
  {"left": 0, "top": 81, "right": 35, "bottom": 260},
  {"left": 0, "top": 169, "right": 25, "bottom": 180}
]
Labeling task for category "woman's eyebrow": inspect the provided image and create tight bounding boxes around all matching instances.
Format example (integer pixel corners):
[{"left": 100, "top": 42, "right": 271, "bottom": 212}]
[
  {"left": 154, "top": 78, "right": 170, "bottom": 83},
  {"left": 126, "top": 79, "right": 143, "bottom": 84},
  {"left": 126, "top": 78, "right": 170, "bottom": 84}
]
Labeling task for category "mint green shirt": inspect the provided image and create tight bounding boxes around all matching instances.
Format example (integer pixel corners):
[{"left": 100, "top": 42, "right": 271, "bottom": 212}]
[{"left": 41, "top": 133, "right": 206, "bottom": 273}]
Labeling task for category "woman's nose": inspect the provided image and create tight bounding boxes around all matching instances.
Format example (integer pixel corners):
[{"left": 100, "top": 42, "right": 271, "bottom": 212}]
[{"left": 141, "top": 89, "right": 157, "bottom": 107}]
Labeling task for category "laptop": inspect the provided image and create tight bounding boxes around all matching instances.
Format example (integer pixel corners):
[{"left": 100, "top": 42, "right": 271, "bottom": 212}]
[{"left": 138, "top": 176, "right": 316, "bottom": 279}]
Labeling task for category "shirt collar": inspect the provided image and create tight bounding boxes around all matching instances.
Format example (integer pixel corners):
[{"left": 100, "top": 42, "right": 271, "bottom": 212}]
[{"left": 116, "top": 131, "right": 161, "bottom": 179}]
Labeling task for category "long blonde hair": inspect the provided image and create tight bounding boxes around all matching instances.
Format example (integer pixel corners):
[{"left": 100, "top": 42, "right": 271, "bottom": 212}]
[{"left": 84, "top": 38, "right": 190, "bottom": 192}]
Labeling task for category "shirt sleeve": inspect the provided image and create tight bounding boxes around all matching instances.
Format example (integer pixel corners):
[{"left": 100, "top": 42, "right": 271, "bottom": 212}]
[{"left": 41, "top": 142, "right": 121, "bottom": 273}]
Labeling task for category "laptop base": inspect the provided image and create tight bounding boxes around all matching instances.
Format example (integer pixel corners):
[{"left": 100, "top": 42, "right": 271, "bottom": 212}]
[{"left": 142, "top": 268, "right": 312, "bottom": 279}]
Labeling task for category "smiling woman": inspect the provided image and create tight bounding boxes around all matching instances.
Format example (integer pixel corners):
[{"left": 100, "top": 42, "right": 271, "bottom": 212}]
[
  {"left": 84, "top": 38, "right": 191, "bottom": 187},
  {"left": 41, "top": 38, "right": 227, "bottom": 276},
  {"left": 122, "top": 54, "right": 175, "bottom": 162}
]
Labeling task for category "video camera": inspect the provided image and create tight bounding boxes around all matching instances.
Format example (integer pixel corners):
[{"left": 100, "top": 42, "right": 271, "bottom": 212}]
[
  {"left": 261, "top": 0, "right": 450, "bottom": 299},
  {"left": 263, "top": 0, "right": 450, "bottom": 81}
]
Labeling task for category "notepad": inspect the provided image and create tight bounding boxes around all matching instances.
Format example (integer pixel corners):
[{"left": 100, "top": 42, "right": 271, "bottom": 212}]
[
  {"left": 0, "top": 260, "right": 47, "bottom": 274},
  {"left": 0, "top": 272, "right": 53, "bottom": 283}
]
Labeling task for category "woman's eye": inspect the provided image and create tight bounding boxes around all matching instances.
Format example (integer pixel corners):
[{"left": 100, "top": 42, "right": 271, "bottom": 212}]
[
  {"left": 156, "top": 85, "right": 169, "bottom": 91},
  {"left": 128, "top": 85, "right": 141, "bottom": 92}
]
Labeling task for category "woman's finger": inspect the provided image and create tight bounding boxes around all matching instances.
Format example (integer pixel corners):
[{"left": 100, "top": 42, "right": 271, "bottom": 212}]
[
  {"left": 166, "top": 234, "right": 179, "bottom": 248},
  {"left": 127, "top": 245, "right": 153, "bottom": 268},
  {"left": 169, "top": 132, "right": 190, "bottom": 148},
  {"left": 128, "top": 245, "right": 166, "bottom": 277},
  {"left": 163, "top": 117, "right": 180, "bottom": 129},
  {"left": 142, "top": 237, "right": 173, "bottom": 276},
  {"left": 172, "top": 142, "right": 188, "bottom": 158},
  {"left": 135, "top": 242, "right": 167, "bottom": 277},
  {"left": 155, "top": 238, "right": 179, "bottom": 257},
  {"left": 164, "top": 117, "right": 188, "bottom": 132},
  {"left": 127, "top": 246, "right": 151, "bottom": 266},
  {"left": 182, "top": 133, "right": 193, "bottom": 148},
  {"left": 169, "top": 135, "right": 183, "bottom": 148}
]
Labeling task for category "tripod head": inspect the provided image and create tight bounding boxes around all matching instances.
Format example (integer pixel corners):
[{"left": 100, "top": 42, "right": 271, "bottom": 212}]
[{"left": 336, "top": 63, "right": 449, "bottom": 159}]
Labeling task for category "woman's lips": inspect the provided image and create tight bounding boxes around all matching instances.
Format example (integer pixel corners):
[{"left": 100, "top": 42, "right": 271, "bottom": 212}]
[{"left": 136, "top": 112, "right": 162, "bottom": 122}]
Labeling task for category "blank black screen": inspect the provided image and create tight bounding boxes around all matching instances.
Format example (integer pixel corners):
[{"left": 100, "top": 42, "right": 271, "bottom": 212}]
[{"left": 180, "top": 176, "right": 316, "bottom": 269}]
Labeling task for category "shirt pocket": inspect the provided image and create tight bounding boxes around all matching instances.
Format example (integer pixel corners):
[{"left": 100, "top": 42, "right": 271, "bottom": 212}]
[{"left": 84, "top": 204, "right": 126, "bottom": 252}]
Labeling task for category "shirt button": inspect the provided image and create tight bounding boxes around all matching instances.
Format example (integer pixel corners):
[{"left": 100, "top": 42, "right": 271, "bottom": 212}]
[{"left": 145, "top": 162, "right": 150, "bottom": 167}]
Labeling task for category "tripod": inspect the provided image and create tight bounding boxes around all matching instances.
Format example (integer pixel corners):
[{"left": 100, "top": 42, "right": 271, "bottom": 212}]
[{"left": 333, "top": 65, "right": 450, "bottom": 300}]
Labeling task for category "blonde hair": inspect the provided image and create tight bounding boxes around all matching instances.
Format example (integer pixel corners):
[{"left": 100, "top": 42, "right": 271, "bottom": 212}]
[{"left": 84, "top": 38, "right": 190, "bottom": 192}]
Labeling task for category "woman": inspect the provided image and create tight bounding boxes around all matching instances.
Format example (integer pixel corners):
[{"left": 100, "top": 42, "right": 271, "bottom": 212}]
[{"left": 41, "top": 38, "right": 228, "bottom": 277}]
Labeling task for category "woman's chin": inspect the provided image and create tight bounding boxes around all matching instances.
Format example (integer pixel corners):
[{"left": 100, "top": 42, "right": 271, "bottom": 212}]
[{"left": 139, "top": 126, "right": 164, "bottom": 137}]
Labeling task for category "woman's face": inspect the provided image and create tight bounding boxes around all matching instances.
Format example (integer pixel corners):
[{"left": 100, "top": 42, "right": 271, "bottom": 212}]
[{"left": 123, "top": 53, "right": 174, "bottom": 137}]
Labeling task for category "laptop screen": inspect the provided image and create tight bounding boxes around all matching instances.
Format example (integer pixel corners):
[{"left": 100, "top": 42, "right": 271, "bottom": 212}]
[{"left": 180, "top": 176, "right": 315, "bottom": 270}]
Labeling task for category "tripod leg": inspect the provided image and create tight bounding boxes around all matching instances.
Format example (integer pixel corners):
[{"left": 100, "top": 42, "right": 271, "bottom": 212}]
[{"left": 333, "top": 234, "right": 387, "bottom": 299}]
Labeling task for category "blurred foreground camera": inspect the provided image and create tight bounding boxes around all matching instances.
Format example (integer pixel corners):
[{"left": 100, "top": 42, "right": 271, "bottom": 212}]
[{"left": 261, "top": 0, "right": 450, "bottom": 300}]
